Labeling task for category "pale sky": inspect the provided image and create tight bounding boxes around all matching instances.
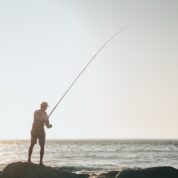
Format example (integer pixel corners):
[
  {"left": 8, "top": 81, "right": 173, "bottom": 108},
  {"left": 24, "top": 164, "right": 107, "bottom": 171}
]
[{"left": 0, "top": 0, "right": 178, "bottom": 140}]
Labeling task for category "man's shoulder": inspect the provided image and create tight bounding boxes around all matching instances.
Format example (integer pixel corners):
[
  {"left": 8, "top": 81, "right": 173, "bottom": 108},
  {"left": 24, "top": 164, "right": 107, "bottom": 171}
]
[
  {"left": 34, "top": 110, "right": 47, "bottom": 116},
  {"left": 34, "top": 110, "right": 42, "bottom": 115}
]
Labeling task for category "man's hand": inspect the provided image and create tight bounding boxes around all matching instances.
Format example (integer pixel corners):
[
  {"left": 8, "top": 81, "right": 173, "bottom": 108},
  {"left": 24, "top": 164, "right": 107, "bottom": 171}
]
[{"left": 47, "top": 124, "right": 52, "bottom": 129}]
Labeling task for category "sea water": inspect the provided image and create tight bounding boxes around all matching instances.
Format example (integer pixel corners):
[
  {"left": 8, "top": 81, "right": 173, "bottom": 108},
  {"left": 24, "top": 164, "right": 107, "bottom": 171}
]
[{"left": 0, "top": 139, "right": 178, "bottom": 174}]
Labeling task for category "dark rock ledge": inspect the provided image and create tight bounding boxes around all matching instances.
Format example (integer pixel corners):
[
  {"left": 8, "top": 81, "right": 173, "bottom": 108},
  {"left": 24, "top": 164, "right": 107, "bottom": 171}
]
[
  {"left": 0, "top": 162, "right": 88, "bottom": 178},
  {"left": 1, "top": 162, "right": 178, "bottom": 178}
]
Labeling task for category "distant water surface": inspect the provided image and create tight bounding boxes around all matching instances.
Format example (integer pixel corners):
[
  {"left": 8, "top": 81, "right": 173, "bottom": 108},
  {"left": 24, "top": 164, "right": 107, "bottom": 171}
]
[{"left": 0, "top": 139, "right": 178, "bottom": 174}]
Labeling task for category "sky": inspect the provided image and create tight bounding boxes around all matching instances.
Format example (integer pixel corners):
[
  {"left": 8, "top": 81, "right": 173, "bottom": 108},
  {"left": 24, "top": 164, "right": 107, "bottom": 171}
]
[{"left": 0, "top": 0, "right": 178, "bottom": 140}]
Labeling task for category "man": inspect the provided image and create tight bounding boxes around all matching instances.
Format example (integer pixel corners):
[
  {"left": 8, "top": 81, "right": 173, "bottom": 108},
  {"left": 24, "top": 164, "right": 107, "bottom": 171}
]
[{"left": 28, "top": 101, "right": 52, "bottom": 166}]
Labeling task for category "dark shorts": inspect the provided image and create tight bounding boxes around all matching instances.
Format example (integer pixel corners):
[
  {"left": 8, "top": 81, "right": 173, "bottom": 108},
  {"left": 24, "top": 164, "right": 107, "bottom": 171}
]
[{"left": 31, "top": 131, "right": 46, "bottom": 146}]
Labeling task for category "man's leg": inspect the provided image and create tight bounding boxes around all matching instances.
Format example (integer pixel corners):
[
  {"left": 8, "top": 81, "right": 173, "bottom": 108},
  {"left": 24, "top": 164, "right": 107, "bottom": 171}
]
[
  {"left": 28, "top": 133, "right": 36, "bottom": 164},
  {"left": 28, "top": 143, "right": 34, "bottom": 164},
  {"left": 39, "top": 145, "right": 44, "bottom": 165},
  {"left": 39, "top": 135, "right": 45, "bottom": 166}
]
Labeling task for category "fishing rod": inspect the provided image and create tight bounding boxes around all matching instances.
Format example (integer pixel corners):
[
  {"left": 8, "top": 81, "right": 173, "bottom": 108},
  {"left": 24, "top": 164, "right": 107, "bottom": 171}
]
[{"left": 48, "top": 27, "right": 127, "bottom": 118}]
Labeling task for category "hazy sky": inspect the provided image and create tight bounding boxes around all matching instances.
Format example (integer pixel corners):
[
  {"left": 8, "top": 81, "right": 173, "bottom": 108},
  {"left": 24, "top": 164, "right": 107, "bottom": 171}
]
[{"left": 0, "top": 0, "right": 178, "bottom": 139}]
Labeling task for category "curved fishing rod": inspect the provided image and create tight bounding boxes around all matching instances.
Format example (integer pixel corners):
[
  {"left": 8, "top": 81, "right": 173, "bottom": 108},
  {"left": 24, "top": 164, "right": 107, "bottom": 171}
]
[{"left": 48, "top": 27, "right": 128, "bottom": 118}]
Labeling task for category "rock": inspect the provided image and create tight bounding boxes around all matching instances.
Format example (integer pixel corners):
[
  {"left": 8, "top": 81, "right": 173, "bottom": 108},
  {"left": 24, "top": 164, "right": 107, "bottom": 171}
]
[
  {"left": 117, "top": 166, "right": 178, "bottom": 178},
  {"left": 2, "top": 163, "right": 178, "bottom": 178},
  {"left": 1, "top": 162, "right": 89, "bottom": 178}
]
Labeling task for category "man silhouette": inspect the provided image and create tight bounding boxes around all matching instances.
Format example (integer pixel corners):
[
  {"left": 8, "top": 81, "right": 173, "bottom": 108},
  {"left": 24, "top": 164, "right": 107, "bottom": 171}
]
[{"left": 28, "top": 101, "right": 52, "bottom": 166}]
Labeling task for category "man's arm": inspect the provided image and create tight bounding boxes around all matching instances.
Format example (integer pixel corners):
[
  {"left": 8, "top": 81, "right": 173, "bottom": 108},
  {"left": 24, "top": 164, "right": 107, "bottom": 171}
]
[
  {"left": 45, "top": 120, "right": 52, "bottom": 128},
  {"left": 45, "top": 114, "right": 52, "bottom": 129}
]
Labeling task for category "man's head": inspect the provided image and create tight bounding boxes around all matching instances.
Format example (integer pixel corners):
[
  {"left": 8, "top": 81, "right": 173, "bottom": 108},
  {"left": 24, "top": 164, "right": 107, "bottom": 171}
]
[{"left": 40, "top": 101, "right": 49, "bottom": 111}]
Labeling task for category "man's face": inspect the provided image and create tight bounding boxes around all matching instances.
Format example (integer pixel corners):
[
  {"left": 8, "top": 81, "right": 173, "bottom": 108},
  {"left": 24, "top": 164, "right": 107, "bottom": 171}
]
[{"left": 41, "top": 105, "right": 48, "bottom": 111}]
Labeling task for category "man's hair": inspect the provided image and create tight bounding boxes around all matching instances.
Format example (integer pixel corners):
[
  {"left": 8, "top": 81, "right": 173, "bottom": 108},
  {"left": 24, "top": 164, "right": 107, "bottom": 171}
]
[{"left": 40, "top": 101, "right": 48, "bottom": 108}]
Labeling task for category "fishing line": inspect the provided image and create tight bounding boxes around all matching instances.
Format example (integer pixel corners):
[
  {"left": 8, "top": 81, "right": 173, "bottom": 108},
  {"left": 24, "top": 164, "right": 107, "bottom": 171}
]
[{"left": 48, "top": 27, "right": 128, "bottom": 118}]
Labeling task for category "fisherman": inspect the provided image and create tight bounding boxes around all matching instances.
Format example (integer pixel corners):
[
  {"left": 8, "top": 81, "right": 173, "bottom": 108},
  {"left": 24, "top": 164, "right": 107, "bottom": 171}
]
[{"left": 27, "top": 101, "right": 52, "bottom": 166}]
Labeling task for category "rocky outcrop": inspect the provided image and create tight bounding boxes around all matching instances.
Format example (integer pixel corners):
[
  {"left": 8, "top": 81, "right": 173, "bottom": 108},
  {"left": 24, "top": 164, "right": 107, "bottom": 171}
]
[
  {"left": 0, "top": 162, "right": 89, "bottom": 178},
  {"left": 90, "top": 167, "right": 178, "bottom": 178},
  {"left": 1, "top": 162, "right": 178, "bottom": 178},
  {"left": 117, "top": 166, "right": 178, "bottom": 178}
]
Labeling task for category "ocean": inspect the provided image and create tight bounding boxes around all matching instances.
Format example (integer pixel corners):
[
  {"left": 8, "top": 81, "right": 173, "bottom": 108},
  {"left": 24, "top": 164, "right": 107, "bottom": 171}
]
[{"left": 0, "top": 139, "right": 178, "bottom": 174}]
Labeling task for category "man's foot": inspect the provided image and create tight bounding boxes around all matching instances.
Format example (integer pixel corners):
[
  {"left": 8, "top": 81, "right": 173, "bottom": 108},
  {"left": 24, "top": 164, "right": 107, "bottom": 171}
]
[
  {"left": 39, "top": 162, "right": 45, "bottom": 166},
  {"left": 27, "top": 160, "right": 32, "bottom": 166}
]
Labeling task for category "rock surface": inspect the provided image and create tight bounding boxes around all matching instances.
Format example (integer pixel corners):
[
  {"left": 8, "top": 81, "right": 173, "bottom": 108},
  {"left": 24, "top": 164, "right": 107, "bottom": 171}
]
[
  {"left": 0, "top": 162, "right": 89, "bottom": 178},
  {"left": 117, "top": 166, "right": 178, "bottom": 178},
  {"left": 1, "top": 162, "right": 178, "bottom": 178},
  {"left": 90, "top": 167, "right": 178, "bottom": 178}
]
